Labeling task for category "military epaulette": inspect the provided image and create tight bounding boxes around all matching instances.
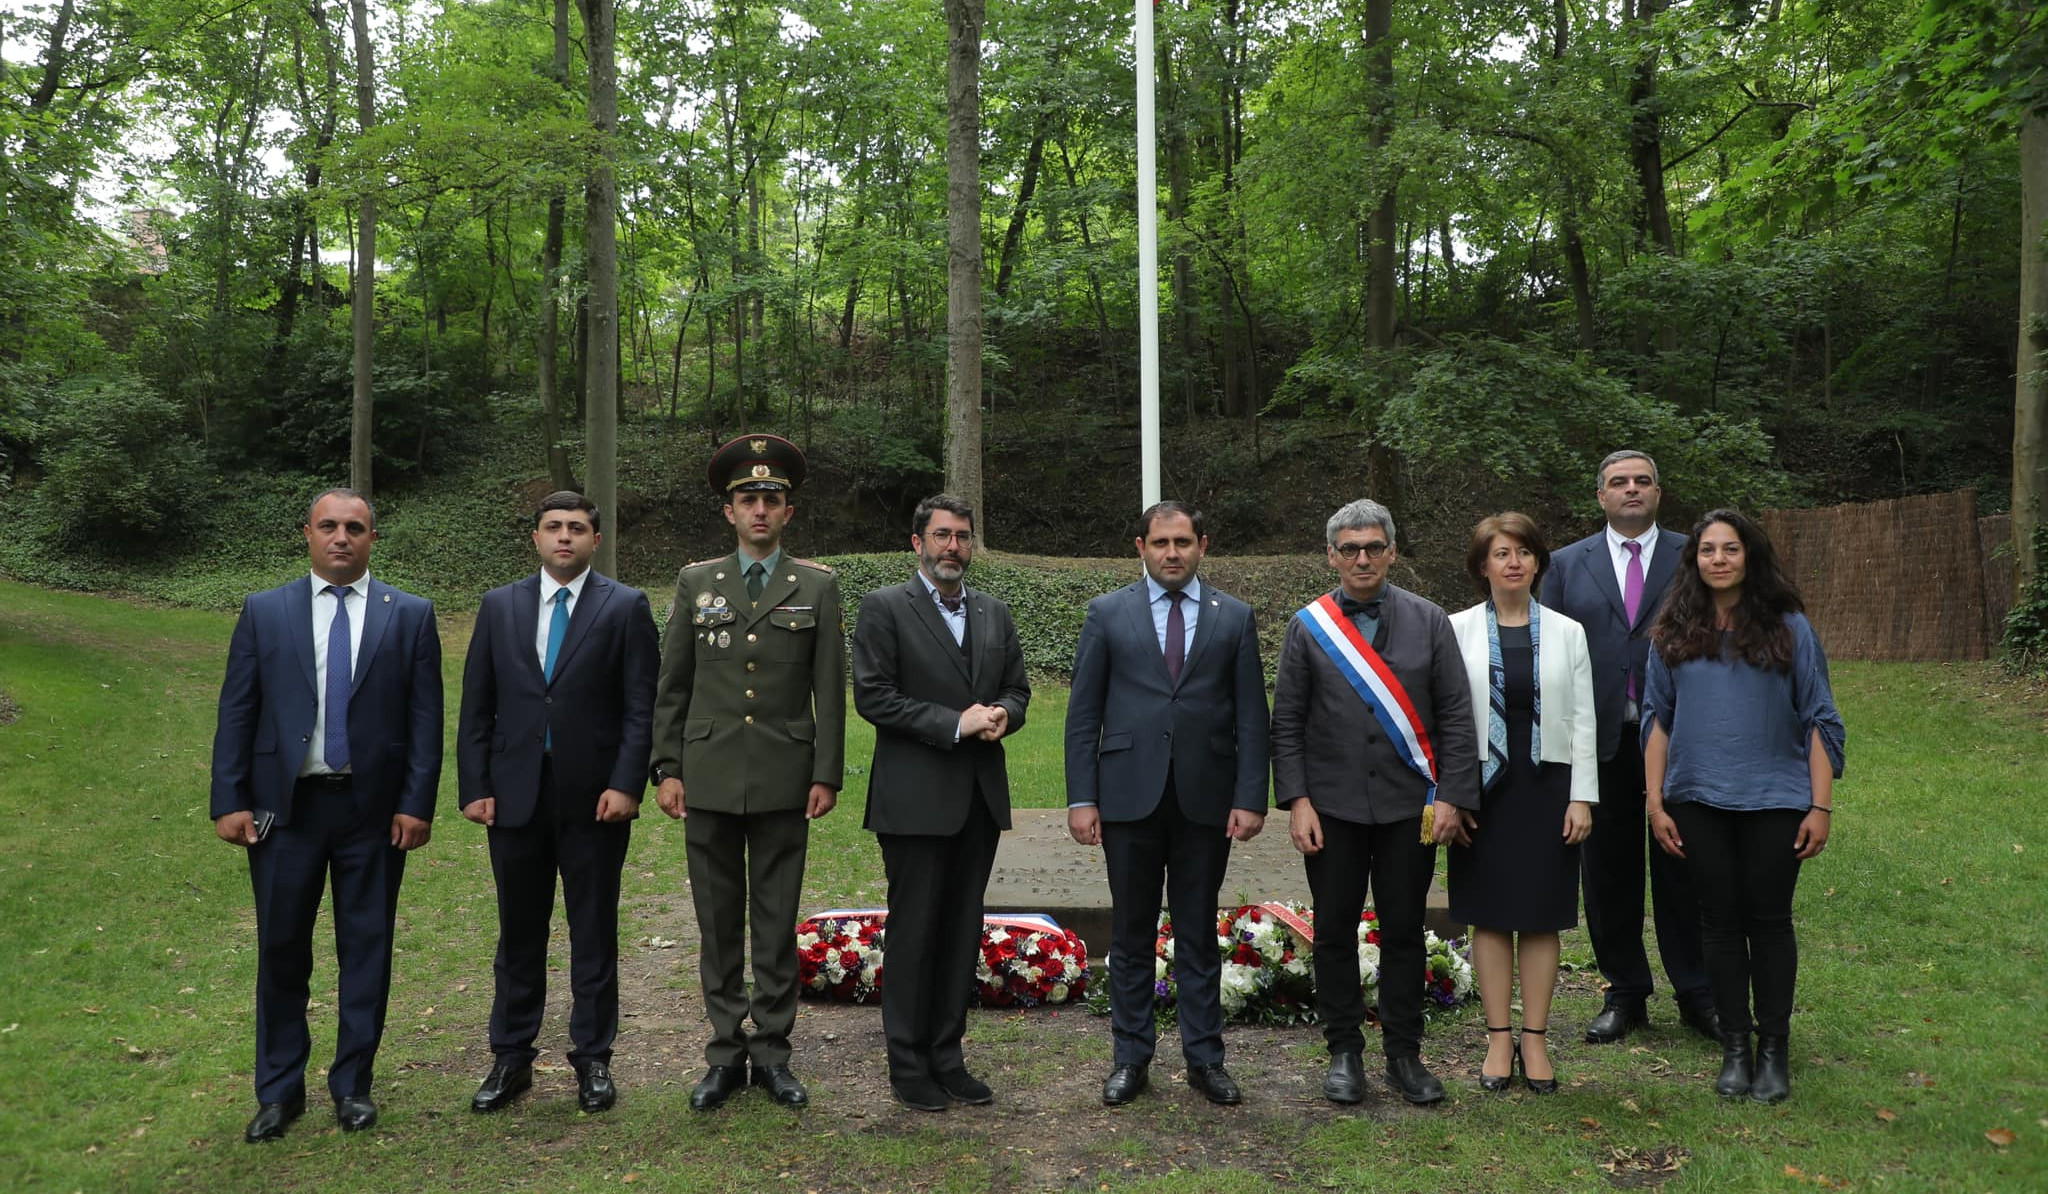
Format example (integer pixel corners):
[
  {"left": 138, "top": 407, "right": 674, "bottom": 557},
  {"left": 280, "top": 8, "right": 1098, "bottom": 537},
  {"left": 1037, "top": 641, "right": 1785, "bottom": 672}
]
[
  {"left": 789, "top": 557, "right": 833, "bottom": 573},
  {"left": 685, "top": 557, "right": 723, "bottom": 569}
]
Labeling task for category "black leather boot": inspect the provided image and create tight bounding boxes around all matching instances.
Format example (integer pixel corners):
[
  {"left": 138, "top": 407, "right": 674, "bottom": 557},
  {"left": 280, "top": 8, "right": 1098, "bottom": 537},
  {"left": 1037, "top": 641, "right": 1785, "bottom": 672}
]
[
  {"left": 1714, "top": 1030, "right": 1754, "bottom": 1099},
  {"left": 1749, "top": 1034, "right": 1790, "bottom": 1104}
]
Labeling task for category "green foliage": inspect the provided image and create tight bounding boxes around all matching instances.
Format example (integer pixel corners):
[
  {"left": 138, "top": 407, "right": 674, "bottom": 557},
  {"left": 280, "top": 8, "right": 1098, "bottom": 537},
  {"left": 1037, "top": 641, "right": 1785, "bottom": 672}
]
[
  {"left": 1379, "top": 336, "right": 1792, "bottom": 517},
  {"left": 21, "top": 371, "right": 207, "bottom": 549},
  {"left": 2002, "top": 525, "right": 2048, "bottom": 672},
  {"left": 267, "top": 345, "right": 488, "bottom": 479}
]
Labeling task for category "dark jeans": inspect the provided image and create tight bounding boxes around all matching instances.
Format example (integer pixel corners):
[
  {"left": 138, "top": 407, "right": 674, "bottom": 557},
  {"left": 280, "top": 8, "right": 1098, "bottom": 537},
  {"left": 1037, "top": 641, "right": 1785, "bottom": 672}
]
[
  {"left": 1304, "top": 811, "right": 1435, "bottom": 1060},
  {"left": 1582, "top": 730, "right": 1711, "bottom": 1008},
  {"left": 485, "top": 760, "right": 632, "bottom": 1068},
  {"left": 1666, "top": 803, "right": 1806, "bottom": 1037}
]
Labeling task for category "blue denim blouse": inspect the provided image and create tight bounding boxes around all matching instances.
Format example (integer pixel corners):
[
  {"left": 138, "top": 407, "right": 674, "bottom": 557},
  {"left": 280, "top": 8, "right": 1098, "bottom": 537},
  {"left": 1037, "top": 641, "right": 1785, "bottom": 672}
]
[{"left": 1641, "top": 612, "right": 1846, "bottom": 812}]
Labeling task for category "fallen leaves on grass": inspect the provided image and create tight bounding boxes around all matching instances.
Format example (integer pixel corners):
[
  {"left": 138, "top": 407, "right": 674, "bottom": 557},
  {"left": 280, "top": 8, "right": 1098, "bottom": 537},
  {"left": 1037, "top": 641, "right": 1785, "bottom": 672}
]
[
  {"left": 1598, "top": 1145, "right": 1689, "bottom": 1188},
  {"left": 1875, "top": 1108, "right": 1897, "bottom": 1122},
  {"left": 1985, "top": 1128, "right": 2017, "bottom": 1147}
]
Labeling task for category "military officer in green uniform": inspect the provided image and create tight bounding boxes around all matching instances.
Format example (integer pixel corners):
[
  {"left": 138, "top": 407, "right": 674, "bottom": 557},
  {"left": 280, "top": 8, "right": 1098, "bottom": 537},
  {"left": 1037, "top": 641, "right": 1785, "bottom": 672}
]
[{"left": 651, "top": 433, "right": 845, "bottom": 1111}]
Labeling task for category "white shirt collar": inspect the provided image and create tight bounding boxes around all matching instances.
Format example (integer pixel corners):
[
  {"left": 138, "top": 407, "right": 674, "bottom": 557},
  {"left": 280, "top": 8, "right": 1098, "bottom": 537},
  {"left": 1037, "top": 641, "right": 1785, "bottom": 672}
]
[
  {"left": 1145, "top": 574, "right": 1203, "bottom": 605},
  {"left": 1606, "top": 523, "right": 1660, "bottom": 555},
  {"left": 541, "top": 568, "right": 592, "bottom": 603},
  {"left": 917, "top": 569, "right": 965, "bottom": 608},
  {"left": 311, "top": 571, "right": 371, "bottom": 600}
]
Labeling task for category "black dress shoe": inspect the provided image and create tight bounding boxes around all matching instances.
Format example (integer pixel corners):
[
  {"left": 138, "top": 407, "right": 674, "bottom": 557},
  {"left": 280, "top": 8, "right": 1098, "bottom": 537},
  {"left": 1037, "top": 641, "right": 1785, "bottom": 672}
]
[
  {"left": 751, "top": 1063, "right": 809, "bottom": 1107},
  {"left": 335, "top": 1095, "right": 378, "bottom": 1132},
  {"left": 1323, "top": 1051, "right": 1364, "bottom": 1105},
  {"left": 889, "top": 1074, "right": 948, "bottom": 1112},
  {"left": 1383, "top": 1055, "right": 1446, "bottom": 1105},
  {"left": 934, "top": 1067, "right": 993, "bottom": 1105},
  {"left": 1478, "top": 1025, "right": 1513, "bottom": 1092},
  {"left": 577, "top": 1061, "right": 617, "bottom": 1112},
  {"left": 243, "top": 1096, "right": 305, "bottom": 1143},
  {"left": 1716, "top": 1030, "right": 1755, "bottom": 1099},
  {"left": 1584, "top": 997, "right": 1648, "bottom": 1044},
  {"left": 1102, "top": 1064, "right": 1149, "bottom": 1106},
  {"left": 1186, "top": 1064, "right": 1243, "bottom": 1105},
  {"left": 690, "top": 1065, "right": 747, "bottom": 1111},
  {"left": 471, "top": 1060, "right": 533, "bottom": 1113},
  {"left": 1750, "top": 1034, "right": 1791, "bottom": 1104},
  {"left": 1678, "top": 1000, "right": 1723, "bottom": 1042},
  {"left": 1517, "top": 1029, "right": 1559, "bottom": 1095}
]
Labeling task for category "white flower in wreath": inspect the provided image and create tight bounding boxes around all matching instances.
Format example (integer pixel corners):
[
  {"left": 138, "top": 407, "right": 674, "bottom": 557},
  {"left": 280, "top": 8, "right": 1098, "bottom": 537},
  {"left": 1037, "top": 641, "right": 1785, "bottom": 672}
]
[
  {"left": 1283, "top": 954, "right": 1310, "bottom": 977},
  {"left": 1219, "top": 963, "right": 1259, "bottom": 1014},
  {"left": 797, "top": 931, "right": 819, "bottom": 949},
  {"left": 1050, "top": 983, "right": 1069, "bottom": 1002},
  {"left": 808, "top": 974, "right": 829, "bottom": 990},
  {"left": 1357, "top": 942, "right": 1381, "bottom": 980},
  {"left": 1162, "top": 937, "right": 1176, "bottom": 962},
  {"left": 1155, "top": 955, "right": 1169, "bottom": 982},
  {"left": 989, "top": 928, "right": 1011, "bottom": 944}
]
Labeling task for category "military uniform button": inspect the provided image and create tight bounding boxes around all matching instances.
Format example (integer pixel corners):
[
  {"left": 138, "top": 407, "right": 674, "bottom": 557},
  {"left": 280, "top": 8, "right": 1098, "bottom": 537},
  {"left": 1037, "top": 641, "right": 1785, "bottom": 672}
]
[
  {"left": 744, "top": 715, "right": 755, "bottom": 725},
  {"left": 747, "top": 633, "right": 758, "bottom": 643},
  {"left": 746, "top": 661, "right": 757, "bottom": 672},
  {"left": 745, "top": 689, "right": 756, "bottom": 699}
]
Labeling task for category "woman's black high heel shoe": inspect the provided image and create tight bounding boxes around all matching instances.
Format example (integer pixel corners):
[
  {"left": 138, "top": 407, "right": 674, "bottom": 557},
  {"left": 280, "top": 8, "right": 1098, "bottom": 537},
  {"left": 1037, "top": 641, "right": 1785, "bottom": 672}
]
[
  {"left": 1519, "top": 1027, "right": 1559, "bottom": 1094},
  {"left": 1479, "top": 1025, "right": 1513, "bottom": 1092}
]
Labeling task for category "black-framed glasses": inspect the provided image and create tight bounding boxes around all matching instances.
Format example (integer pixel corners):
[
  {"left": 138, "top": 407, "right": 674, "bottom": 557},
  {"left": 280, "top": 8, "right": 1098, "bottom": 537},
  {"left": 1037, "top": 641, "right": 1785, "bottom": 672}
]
[
  {"left": 1334, "top": 541, "right": 1391, "bottom": 561},
  {"left": 923, "top": 529, "right": 973, "bottom": 546}
]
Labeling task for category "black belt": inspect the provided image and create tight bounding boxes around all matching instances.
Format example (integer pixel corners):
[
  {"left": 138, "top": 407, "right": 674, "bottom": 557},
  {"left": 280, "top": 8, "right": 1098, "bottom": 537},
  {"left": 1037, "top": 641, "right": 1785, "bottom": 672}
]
[{"left": 294, "top": 772, "right": 354, "bottom": 793}]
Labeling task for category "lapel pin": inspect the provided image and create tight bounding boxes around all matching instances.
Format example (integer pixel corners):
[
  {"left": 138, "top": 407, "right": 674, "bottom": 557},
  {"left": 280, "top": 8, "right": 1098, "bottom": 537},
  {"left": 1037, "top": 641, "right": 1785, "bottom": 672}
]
[
  {"left": 786, "top": 574, "right": 795, "bottom": 582},
  {"left": 383, "top": 593, "right": 391, "bottom": 603}
]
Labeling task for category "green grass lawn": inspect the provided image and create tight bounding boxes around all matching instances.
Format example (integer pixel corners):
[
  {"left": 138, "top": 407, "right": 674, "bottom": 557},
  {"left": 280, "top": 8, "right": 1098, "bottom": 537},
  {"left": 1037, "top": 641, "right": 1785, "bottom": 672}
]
[{"left": 1, "top": 578, "right": 2043, "bottom": 1192}]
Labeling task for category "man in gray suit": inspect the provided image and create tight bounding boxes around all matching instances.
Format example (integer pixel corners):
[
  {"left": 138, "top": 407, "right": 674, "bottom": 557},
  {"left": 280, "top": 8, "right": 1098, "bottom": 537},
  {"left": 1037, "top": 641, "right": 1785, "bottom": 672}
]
[
  {"left": 1540, "top": 450, "right": 1714, "bottom": 1044},
  {"left": 853, "top": 494, "right": 1030, "bottom": 1112},
  {"left": 1065, "top": 501, "right": 1270, "bottom": 1107},
  {"left": 1272, "top": 498, "right": 1479, "bottom": 1106}
]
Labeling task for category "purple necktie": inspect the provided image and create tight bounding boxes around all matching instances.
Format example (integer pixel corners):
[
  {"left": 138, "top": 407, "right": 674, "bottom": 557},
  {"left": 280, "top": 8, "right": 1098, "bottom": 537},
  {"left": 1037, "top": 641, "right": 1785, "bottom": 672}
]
[
  {"left": 324, "top": 584, "right": 353, "bottom": 771},
  {"left": 1623, "top": 540, "right": 1645, "bottom": 701},
  {"left": 1164, "top": 589, "right": 1186, "bottom": 683}
]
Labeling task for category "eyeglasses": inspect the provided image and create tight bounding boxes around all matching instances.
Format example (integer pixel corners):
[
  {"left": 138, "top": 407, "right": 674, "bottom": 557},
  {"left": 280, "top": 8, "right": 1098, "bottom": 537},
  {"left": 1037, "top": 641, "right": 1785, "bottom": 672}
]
[
  {"left": 1334, "top": 541, "right": 1391, "bottom": 561},
  {"left": 923, "top": 529, "right": 973, "bottom": 546}
]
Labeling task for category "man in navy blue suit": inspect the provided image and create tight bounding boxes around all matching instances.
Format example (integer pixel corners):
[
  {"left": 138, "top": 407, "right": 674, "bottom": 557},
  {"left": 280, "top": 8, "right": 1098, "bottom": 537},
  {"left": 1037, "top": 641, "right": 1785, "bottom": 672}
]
[
  {"left": 210, "top": 488, "right": 442, "bottom": 1142},
  {"left": 457, "top": 491, "right": 657, "bottom": 1115},
  {"left": 1540, "top": 451, "right": 1714, "bottom": 1044},
  {"left": 1064, "top": 501, "right": 1270, "bottom": 1107}
]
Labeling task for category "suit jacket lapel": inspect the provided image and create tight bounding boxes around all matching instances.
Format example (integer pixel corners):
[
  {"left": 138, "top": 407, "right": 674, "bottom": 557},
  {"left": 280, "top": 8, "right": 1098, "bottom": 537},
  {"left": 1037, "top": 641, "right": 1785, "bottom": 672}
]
[
  {"left": 548, "top": 573, "right": 611, "bottom": 684},
  {"left": 1176, "top": 581, "right": 1223, "bottom": 688},
  {"left": 1116, "top": 583, "right": 1165, "bottom": 682},
  {"left": 967, "top": 586, "right": 989, "bottom": 686},
  {"left": 1587, "top": 536, "right": 1629, "bottom": 626},
  {"left": 288, "top": 576, "right": 317, "bottom": 697},
  {"left": 749, "top": 564, "right": 800, "bottom": 625},
  {"left": 1638, "top": 528, "right": 1683, "bottom": 631},
  {"left": 905, "top": 579, "right": 972, "bottom": 683},
  {"left": 704, "top": 554, "right": 752, "bottom": 624},
  {"left": 353, "top": 579, "right": 395, "bottom": 694},
  {"left": 513, "top": 574, "right": 545, "bottom": 684}
]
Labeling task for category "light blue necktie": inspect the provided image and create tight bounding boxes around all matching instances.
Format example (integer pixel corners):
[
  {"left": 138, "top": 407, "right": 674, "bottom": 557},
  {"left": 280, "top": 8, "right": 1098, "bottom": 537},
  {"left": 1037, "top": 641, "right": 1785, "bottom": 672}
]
[
  {"left": 543, "top": 588, "right": 569, "bottom": 749},
  {"left": 323, "top": 585, "right": 352, "bottom": 771}
]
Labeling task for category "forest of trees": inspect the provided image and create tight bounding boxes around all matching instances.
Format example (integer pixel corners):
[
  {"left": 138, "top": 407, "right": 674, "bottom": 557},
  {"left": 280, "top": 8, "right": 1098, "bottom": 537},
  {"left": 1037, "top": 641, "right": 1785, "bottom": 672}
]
[{"left": 1, "top": 1, "right": 2043, "bottom": 574}]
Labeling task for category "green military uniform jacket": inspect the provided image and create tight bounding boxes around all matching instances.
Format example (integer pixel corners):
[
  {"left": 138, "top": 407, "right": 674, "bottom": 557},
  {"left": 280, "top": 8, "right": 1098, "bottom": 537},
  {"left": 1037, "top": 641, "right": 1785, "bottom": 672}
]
[{"left": 651, "top": 552, "right": 846, "bottom": 811}]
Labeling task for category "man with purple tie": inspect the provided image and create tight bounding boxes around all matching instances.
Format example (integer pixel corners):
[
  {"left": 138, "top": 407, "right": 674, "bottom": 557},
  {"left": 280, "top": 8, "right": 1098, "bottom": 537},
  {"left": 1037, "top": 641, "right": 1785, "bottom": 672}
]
[
  {"left": 1539, "top": 452, "right": 1714, "bottom": 1045},
  {"left": 210, "top": 489, "right": 443, "bottom": 1141}
]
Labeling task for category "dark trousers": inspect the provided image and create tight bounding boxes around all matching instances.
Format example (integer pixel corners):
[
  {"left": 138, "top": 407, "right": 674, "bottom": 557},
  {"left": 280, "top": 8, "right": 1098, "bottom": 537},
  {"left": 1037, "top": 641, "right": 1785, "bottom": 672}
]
[
  {"left": 1581, "top": 731, "right": 1710, "bottom": 1008},
  {"left": 247, "top": 780, "right": 405, "bottom": 1104},
  {"left": 1667, "top": 803, "right": 1805, "bottom": 1037},
  {"left": 876, "top": 798, "right": 1002, "bottom": 1081},
  {"left": 485, "top": 760, "right": 632, "bottom": 1068},
  {"left": 684, "top": 806, "right": 810, "bottom": 1068},
  {"left": 1102, "top": 779, "right": 1233, "bottom": 1067},
  {"left": 1304, "top": 811, "right": 1436, "bottom": 1060}
]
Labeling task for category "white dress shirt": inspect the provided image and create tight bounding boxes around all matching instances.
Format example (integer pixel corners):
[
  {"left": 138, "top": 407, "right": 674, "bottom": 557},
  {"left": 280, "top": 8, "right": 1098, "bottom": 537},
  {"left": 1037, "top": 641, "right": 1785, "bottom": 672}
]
[
  {"left": 536, "top": 568, "right": 591, "bottom": 669},
  {"left": 917, "top": 569, "right": 967, "bottom": 647},
  {"left": 1604, "top": 523, "right": 1661, "bottom": 595},
  {"left": 303, "top": 571, "right": 370, "bottom": 776},
  {"left": 1146, "top": 574, "right": 1202, "bottom": 658}
]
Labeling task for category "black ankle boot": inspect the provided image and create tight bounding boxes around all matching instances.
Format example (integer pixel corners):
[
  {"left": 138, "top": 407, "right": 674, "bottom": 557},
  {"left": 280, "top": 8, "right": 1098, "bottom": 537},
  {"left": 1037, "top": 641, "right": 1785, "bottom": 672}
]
[
  {"left": 1715, "top": 1031, "right": 1753, "bottom": 1099},
  {"left": 1750, "top": 1034, "right": 1790, "bottom": 1104}
]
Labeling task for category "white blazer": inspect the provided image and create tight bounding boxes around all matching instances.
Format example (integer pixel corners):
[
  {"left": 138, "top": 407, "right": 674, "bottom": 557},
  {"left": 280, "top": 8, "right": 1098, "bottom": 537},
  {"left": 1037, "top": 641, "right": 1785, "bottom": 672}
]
[{"left": 1449, "top": 602, "right": 1599, "bottom": 806}]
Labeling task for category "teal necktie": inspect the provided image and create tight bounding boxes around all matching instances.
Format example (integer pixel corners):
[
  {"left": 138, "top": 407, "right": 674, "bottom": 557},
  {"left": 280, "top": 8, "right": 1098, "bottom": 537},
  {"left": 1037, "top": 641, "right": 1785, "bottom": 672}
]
[{"left": 543, "top": 588, "right": 569, "bottom": 750}]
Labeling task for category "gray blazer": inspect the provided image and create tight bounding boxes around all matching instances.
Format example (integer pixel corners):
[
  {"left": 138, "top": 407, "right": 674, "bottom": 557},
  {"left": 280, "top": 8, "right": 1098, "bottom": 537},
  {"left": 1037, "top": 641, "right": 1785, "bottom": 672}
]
[
  {"left": 1270, "top": 585, "right": 1481, "bottom": 824},
  {"left": 1063, "top": 579, "right": 1270, "bottom": 825},
  {"left": 1539, "top": 527, "right": 1686, "bottom": 761},
  {"left": 853, "top": 577, "right": 1031, "bottom": 837}
]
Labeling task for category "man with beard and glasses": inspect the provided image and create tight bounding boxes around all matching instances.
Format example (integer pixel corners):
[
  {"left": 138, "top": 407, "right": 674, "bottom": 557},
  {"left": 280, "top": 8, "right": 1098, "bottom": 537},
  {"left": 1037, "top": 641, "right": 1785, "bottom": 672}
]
[
  {"left": 650, "top": 434, "right": 845, "bottom": 1111},
  {"left": 852, "top": 494, "right": 1030, "bottom": 1112}
]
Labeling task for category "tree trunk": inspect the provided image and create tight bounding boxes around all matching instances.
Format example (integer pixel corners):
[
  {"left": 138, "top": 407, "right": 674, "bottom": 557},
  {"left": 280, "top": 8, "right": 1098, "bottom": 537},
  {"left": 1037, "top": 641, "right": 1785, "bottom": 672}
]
[
  {"left": 1364, "top": 0, "right": 1401, "bottom": 506},
  {"left": 994, "top": 116, "right": 1046, "bottom": 299},
  {"left": 579, "top": 0, "right": 619, "bottom": 575},
  {"left": 2013, "top": 108, "right": 2048, "bottom": 584},
  {"left": 347, "top": 0, "right": 376, "bottom": 494},
  {"left": 944, "top": 0, "right": 986, "bottom": 534}
]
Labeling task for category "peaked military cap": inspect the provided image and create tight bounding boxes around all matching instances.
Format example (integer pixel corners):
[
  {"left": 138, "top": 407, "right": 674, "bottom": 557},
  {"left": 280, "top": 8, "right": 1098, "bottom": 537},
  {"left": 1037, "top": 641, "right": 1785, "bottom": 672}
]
[{"left": 708, "top": 433, "right": 806, "bottom": 495}]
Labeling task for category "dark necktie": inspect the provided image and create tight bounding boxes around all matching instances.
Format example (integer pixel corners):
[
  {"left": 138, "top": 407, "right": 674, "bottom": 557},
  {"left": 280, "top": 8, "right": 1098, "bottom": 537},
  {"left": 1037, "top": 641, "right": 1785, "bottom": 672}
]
[
  {"left": 324, "top": 584, "right": 352, "bottom": 771},
  {"left": 1337, "top": 593, "right": 1383, "bottom": 620},
  {"left": 1164, "top": 589, "right": 1186, "bottom": 683},
  {"left": 746, "top": 561, "right": 765, "bottom": 602},
  {"left": 939, "top": 592, "right": 964, "bottom": 615},
  {"left": 1623, "top": 540, "right": 1645, "bottom": 700}
]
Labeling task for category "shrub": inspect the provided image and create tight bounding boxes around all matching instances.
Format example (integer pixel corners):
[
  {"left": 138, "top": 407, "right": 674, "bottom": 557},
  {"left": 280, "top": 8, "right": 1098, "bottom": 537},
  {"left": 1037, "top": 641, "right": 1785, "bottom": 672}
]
[{"left": 25, "top": 371, "right": 206, "bottom": 549}]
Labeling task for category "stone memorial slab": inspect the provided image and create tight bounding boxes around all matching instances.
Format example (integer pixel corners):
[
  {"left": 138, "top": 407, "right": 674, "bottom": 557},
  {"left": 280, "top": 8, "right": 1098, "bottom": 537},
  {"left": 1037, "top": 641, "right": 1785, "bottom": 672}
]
[{"left": 986, "top": 808, "right": 1459, "bottom": 962}]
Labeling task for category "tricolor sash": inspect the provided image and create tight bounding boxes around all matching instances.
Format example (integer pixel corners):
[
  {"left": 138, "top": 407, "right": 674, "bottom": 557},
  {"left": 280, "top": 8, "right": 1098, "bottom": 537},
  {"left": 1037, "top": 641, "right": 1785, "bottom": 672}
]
[{"left": 1295, "top": 593, "right": 1438, "bottom": 806}]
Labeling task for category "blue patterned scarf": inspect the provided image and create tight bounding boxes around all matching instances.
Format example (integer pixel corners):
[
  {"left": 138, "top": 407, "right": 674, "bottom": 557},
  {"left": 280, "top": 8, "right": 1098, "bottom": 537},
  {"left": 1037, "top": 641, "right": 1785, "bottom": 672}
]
[{"left": 1482, "top": 600, "right": 1542, "bottom": 793}]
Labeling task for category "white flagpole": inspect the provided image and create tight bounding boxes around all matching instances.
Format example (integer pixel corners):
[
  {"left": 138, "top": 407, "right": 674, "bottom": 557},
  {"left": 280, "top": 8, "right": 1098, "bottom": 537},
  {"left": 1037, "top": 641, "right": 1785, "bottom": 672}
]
[{"left": 1136, "top": 0, "right": 1161, "bottom": 510}]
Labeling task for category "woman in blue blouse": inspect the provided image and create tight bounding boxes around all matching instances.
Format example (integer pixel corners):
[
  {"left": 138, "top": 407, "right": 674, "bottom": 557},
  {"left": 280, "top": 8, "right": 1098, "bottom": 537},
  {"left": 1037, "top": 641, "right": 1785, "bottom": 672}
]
[{"left": 1642, "top": 509, "right": 1844, "bottom": 1105}]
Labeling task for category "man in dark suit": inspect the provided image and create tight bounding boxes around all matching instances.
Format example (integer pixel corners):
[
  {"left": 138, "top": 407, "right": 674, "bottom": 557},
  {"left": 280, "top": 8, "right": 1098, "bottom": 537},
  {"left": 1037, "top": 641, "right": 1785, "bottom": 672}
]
[
  {"left": 1540, "top": 450, "right": 1714, "bottom": 1044},
  {"left": 457, "top": 491, "right": 657, "bottom": 1115},
  {"left": 853, "top": 494, "right": 1030, "bottom": 1112},
  {"left": 210, "top": 488, "right": 442, "bottom": 1142},
  {"left": 1271, "top": 498, "right": 1479, "bottom": 1106},
  {"left": 1065, "top": 500, "right": 1269, "bottom": 1107},
  {"left": 651, "top": 434, "right": 844, "bottom": 1111}
]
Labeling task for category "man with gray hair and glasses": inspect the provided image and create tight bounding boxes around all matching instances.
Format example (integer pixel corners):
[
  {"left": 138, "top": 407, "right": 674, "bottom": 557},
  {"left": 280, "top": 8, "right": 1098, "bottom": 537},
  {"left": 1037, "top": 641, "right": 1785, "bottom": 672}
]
[
  {"left": 1271, "top": 499, "right": 1479, "bottom": 1106},
  {"left": 1539, "top": 451, "right": 1714, "bottom": 1045}
]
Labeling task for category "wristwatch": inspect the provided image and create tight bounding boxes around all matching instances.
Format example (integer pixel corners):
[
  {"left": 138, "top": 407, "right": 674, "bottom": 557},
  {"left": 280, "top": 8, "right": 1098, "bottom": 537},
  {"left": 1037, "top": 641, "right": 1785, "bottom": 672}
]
[{"left": 650, "top": 764, "right": 674, "bottom": 786}]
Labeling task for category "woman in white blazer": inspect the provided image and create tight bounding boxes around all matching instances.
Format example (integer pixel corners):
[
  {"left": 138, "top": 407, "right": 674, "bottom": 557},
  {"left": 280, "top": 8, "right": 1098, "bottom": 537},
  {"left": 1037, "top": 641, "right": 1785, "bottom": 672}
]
[{"left": 1446, "top": 513, "right": 1598, "bottom": 1094}]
